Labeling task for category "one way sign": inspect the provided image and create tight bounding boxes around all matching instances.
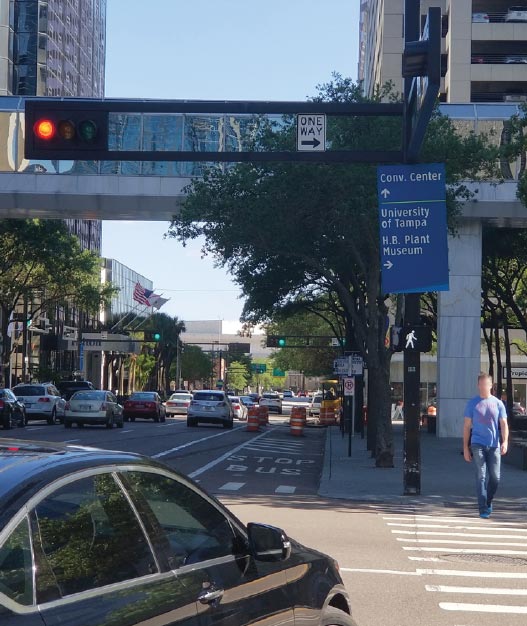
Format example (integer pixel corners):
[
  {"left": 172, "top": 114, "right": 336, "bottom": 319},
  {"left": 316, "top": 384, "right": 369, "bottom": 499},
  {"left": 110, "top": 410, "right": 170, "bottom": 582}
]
[{"left": 297, "top": 114, "right": 326, "bottom": 152}]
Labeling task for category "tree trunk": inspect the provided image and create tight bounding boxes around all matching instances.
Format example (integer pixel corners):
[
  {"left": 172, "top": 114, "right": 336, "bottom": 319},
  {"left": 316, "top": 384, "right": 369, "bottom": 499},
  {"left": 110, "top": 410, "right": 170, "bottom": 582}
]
[
  {"left": 483, "top": 326, "right": 494, "bottom": 380},
  {"left": 372, "top": 352, "right": 394, "bottom": 468},
  {"left": 1, "top": 305, "right": 10, "bottom": 388},
  {"left": 494, "top": 324, "right": 503, "bottom": 398},
  {"left": 503, "top": 322, "right": 514, "bottom": 418}
]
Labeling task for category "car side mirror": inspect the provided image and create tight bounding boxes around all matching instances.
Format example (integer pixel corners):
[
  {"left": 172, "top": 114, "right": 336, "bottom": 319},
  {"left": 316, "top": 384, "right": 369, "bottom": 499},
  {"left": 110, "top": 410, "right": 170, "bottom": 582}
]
[{"left": 247, "top": 523, "right": 291, "bottom": 562}]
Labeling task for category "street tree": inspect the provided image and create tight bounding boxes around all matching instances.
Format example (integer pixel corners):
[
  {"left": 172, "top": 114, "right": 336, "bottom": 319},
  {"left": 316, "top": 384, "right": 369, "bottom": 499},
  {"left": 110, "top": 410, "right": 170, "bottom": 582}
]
[
  {"left": 0, "top": 219, "right": 115, "bottom": 386},
  {"left": 227, "top": 360, "right": 249, "bottom": 392},
  {"left": 167, "top": 75, "right": 499, "bottom": 467},
  {"left": 179, "top": 344, "right": 212, "bottom": 389},
  {"left": 144, "top": 312, "right": 185, "bottom": 392}
]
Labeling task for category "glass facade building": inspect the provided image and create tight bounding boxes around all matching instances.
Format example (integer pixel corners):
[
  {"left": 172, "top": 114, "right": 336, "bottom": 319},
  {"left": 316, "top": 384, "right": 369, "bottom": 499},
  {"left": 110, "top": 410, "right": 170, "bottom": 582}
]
[{"left": 101, "top": 258, "right": 153, "bottom": 322}]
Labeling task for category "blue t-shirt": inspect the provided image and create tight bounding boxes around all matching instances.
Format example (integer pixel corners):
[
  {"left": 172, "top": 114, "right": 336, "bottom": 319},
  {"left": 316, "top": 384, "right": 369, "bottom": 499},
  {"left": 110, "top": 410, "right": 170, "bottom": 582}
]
[{"left": 464, "top": 395, "right": 507, "bottom": 448}]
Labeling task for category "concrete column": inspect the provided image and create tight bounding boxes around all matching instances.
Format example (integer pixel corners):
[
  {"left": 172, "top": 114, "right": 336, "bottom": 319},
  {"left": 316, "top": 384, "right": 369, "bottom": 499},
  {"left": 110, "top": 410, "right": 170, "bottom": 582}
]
[{"left": 437, "top": 219, "right": 482, "bottom": 437}]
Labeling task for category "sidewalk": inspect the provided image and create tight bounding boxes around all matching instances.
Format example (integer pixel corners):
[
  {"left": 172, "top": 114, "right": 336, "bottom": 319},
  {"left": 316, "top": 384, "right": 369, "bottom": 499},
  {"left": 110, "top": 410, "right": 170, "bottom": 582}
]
[{"left": 318, "top": 422, "right": 527, "bottom": 508}]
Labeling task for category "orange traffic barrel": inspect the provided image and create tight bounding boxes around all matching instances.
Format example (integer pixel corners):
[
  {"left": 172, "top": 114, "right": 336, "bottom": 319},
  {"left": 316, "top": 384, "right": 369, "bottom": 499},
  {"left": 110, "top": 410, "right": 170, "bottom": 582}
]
[
  {"left": 290, "top": 414, "right": 304, "bottom": 436},
  {"left": 258, "top": 405, "right": 269, "bottom": 426},
  {"left": 319, "top": 407, "right": 337, "bottom": 426},
  {"left": 247, "top": 407, "right": 260, "bottom": 432},
  {"left": 291, "top": 406, "right": 307, "bottom": 424}
]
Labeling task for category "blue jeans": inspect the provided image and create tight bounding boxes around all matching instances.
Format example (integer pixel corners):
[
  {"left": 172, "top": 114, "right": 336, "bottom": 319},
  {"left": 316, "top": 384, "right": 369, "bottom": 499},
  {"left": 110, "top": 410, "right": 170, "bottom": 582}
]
[{"left": 471, "top": 444, "right": 501, "bottom": 514}]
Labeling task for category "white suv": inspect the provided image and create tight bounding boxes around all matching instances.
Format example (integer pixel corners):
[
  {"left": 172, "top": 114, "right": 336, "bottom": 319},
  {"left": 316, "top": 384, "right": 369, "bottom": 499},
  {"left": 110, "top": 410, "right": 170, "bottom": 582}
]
[
  {"left": 12, "top": 383, "right": 66, "bottom": 424},
  {"left": 259, "top": 393, "right": 283, "bottom": 414},
  {"left": 505, "top": 6, "right": 527, "bottom": 22}
]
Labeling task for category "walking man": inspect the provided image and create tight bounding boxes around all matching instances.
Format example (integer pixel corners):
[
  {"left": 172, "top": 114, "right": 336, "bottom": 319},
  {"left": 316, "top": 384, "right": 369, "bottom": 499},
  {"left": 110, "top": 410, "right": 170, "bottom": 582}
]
[{"left": 463, "top": 373, "right": 509, "bottom": 518}]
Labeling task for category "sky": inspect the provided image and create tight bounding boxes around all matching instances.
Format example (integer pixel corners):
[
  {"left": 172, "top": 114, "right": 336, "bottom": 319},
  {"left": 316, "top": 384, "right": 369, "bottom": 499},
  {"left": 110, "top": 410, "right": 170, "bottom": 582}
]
[{"left": 102, "top": 0, "right": 360, "bottom": 324}]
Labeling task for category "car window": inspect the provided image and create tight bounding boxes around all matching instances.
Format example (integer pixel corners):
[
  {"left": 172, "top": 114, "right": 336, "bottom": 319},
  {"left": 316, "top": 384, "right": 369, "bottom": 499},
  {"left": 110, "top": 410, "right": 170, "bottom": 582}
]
[
  {"left": 171, "top": 394, "right": 192, "bottom": 400},
  {"left": 123, "top": 471, "right": 236, "bottom": 568},
  {"left": 0, "top": 517, "right": 33, "bottom": 606},
  {"left": 13, "top": 386, "right": 46, "bottom": 396},
  {"left": 194, "top": 393, "right": 225, "bottom": 402},
  {"left": 130, "top": 393, "right": 156, "bottom": 400},
  {"left": 5, "top": 390, "right": 16, "bottom": 401},
  {"left": 71, "top": 391, "right": 105, "bottom": 401},
  {"left": 31, "top": 474, "right": 156, "bottom": 602}
]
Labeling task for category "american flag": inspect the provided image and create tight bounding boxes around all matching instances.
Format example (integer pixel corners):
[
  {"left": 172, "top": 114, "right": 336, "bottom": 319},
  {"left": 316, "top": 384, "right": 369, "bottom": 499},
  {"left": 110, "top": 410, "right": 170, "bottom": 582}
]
[{"left": 133, "top": 282, "right": 153, "bottom": 306}]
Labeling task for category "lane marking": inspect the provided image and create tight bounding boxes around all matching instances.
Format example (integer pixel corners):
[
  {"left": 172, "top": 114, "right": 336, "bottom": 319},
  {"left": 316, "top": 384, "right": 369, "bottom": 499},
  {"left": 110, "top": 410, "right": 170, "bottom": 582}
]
[
  {"left": 189, "top": 428, "right": 277, "bottom": 479},
  {"left": 398, "top": 538, "right": 527, "bottom": 547},
  {"left": 152, "top": 426, "right": 245, "bottom": 458},
  {"left": 218, "top": 482, "right": 245, "bottom": 491},
  {"left": 426, "top": 585, "right": 527, "bottom": 596},
  {"left": 24, "top": 427, "right": 42, "bottom": 431},
  {"left": 439, "top": 603, "right": 527, "bottom": 614},
  {"left": 275, "top": 486, "right": 296, "bottom": 494},
  {"left": 387, "top": 523, "right": 527, "bottom": 533},
  {"left": 394, "top": 530, "right": 527, "bottom": 540},
  {"left": 404, "top": 547, "right": 527, "bottom": 556},
  {"left": 121, "top": 429, "right": 133, "bottom": 433},
  {"left": 64, "top": 439, "right": 80, "bottom": 443}
]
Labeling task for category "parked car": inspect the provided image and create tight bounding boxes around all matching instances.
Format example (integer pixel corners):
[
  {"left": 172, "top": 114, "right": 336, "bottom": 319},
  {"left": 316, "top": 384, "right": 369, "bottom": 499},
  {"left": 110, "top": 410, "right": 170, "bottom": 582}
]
[
  {"left": 505, "top": 54, "right": 527, "bottom": 63},
  {"left": 0, "top": 389, "right": 26, "bottom": 429},
  {"left": 0, "top": 440, "right": 356, "bottom": 626},
  {"left": 229, "top": 396, "right": 248, "bottom": 420},
  {"left": 472, "top": 12, "right": 490, "bottom": 23},
  {"left": 247, "top": 392, "right": 261, "bottom": 403},
  {"left": 165, "top": 391, "right": 193, "bottom": 415},
  {"left": 282, "top": 390, "right": 295, "bottom": 399},
  {"left": 56, "top": 379, "right": 95, "bottom": 400},
  {"left": 123, "top": 391, "right": 166, "bottom": 422},
  {"left": 187, "top": 390, "right": 233, "bottom": 428},
  {"left": 512, "top": 401, "right": 527, "bottom": 430},
  {"left": 260, "top": 392, "right": 283, "bottom": 414},
  {"left": 12, "top": 383, "right": 65, "bottom": 424},
  {"left": 309, "top": 394, "right": 323, "bottom": 417},
  {"left": 64, "top": 390, "right": 124, "bottom": 429},
  {"left": 504, "top": 6, "right": 527, "bottom": 22}
]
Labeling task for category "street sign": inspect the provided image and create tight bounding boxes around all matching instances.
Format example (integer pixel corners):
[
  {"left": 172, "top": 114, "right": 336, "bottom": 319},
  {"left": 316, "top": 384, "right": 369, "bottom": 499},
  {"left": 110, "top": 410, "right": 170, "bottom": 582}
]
[
  {"left": 343, "top": 377, "right": 355, "bottom": 396},
  {"left": 272, "top": 368, "right": 286, "bottom": 377},
  {"left": 297, "top": 114, "right": 326, "bottom": 152},
  {"left": 349, "top": 355, "right": 364, "bottom": 376},
  {"left": 377, "top": 162, "right": 449, "bottom": 294},
  {"left": 333, "top": 356, "right": 349, "bottom": 376},
  {"left": 251, "top": 363, "right": 267, "bottom": 374}
]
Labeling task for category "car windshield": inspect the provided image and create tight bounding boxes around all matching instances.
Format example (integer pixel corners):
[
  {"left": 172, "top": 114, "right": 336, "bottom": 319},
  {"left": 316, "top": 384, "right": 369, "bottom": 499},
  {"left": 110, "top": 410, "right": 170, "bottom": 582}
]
[
  {"left": 13, "top": 386, "right": 46, "bottom": 396},
  {"left": 263, "top": 394, "right": 279, "bottom": 399},
  {"left": 71, "top": 391, "right": 106, "bottom": 401},
  {"left": 130, "top": 393, "right": 156, "bottom": 400},
  {"left": 241, "top": 396, "right": 252, "bottom": 403},
  {"left": 229, "top": 397, "right": 241, "bottom": 402},
  {"left": 194, "top": 393, "right": 225, "bottom": 402},
  {"left": 313, "top": 396, "right": 323, "bottom": 403},
  {"left": 171, "top": 393, "right": 192, "bottom": 400}
]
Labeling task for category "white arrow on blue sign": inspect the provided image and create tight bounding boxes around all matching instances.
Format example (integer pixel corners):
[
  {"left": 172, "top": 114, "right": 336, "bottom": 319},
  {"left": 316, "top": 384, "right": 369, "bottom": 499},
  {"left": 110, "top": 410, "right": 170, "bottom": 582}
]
[{"left": 377, "top": 163, "right": 449, "bottom": 294}]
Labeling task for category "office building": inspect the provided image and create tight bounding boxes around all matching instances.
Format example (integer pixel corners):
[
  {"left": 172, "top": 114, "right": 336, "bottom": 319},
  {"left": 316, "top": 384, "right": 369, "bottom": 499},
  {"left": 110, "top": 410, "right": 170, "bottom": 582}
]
[{"left": 358, "top": 1, "right": 527, "bottom": 103}]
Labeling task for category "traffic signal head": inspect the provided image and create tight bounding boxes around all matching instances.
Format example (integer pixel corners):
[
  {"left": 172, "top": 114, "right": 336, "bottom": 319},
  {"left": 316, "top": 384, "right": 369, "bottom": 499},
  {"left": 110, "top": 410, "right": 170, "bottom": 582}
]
[
  {"left": 266, "top": 335, "right": 286, "bottom": 348},
  {"left": 26, "top": 101, "right": 109, "bottom": 159},
  {"left": 144, "top": 330, "right": 162, "bottom": 342}
]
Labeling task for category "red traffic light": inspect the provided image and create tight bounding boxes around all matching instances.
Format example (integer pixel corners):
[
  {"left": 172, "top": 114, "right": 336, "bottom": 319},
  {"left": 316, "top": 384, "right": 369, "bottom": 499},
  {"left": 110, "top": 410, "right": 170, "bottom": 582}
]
[{"left": 34, "top": 119, "right": 56, "bottom": 140}]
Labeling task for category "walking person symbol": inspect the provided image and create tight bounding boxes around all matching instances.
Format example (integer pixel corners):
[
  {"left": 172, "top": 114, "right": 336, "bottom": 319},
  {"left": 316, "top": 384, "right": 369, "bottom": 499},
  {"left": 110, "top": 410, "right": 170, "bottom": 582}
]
[{"left": 405, "top": 330, "right": 417, "bottom": 349}]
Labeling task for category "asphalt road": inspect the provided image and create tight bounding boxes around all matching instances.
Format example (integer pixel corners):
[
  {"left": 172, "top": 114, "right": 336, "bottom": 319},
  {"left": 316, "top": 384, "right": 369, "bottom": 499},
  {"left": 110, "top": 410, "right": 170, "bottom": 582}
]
[{"left": 4, "top": 403, "right": 527, "bottom": 626}]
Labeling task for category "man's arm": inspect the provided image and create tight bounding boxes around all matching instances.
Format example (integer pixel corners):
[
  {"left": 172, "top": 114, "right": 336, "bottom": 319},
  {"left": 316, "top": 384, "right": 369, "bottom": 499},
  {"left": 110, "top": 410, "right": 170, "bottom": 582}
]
[
  {"left": 463, "top": 417, "right": 473, "bottom": 463},
  {"left": 499, "top": 417, "right": 509, "bottom": 455}
]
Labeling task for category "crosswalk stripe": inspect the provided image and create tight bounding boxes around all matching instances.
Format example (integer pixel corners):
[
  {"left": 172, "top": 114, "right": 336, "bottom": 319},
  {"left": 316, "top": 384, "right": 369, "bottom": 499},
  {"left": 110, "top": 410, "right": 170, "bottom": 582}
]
[
  {"left": 218, "top": 482, "right": 245, "bottom": 491},
  {"left": 439, "top": 602, "right": 527, "bottom": 614},
  {"left": 394, "top": 530, "right": 527, "bottom": 540},
  {"left": 384, "top": 516, "right": 526, "bottom": 526},
  {"left": 426, "top": 584, "right": 527, "bottom": 596},
  {"left": 275, "top": 485, "right": 296, "bottom": 494},
  {"left": 396, "top": 537, "right": 527, "bottom": 548},
  {"left": 408, "top": 557, "right": 447, "bottom": 563},
  {"left": 417, "top": 569, "right": 527, "bottom": 579},
  {"left": 404, "top": 546, "right": 527, "bottom": 556},
  {"left": 388, "top": 522, "right": 527, "bottom": 532}
]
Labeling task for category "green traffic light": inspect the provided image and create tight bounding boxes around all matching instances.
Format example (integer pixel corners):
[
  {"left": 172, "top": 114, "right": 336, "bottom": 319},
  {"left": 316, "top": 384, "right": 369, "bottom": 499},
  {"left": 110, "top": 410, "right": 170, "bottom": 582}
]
[
  {"left": 153, "top": 332, "right": 161, "bottom": 341},
  {"left": 78, "top": 119, "right": 98, "bottom": 143},
  {"left": 278, "top": 338, "right": 286, "bottom": 347}
]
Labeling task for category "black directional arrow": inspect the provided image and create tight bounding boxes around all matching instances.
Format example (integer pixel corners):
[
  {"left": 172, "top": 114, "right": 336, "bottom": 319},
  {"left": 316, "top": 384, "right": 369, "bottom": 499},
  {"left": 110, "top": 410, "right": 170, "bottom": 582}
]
[{"left": 301, "top": 137, "right": 321, "bottom": 148}]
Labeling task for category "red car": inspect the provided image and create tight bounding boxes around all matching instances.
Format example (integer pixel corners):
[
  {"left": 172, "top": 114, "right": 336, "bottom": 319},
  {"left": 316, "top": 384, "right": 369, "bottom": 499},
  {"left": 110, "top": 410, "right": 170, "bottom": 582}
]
[{"left": 123, "top": 391, "right": 166, "bottom": 422}]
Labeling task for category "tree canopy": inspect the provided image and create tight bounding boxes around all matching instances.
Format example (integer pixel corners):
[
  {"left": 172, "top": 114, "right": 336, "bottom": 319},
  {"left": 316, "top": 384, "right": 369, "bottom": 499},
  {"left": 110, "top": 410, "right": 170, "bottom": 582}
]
[{"left": 167, "top": 75, "right": 500, "bottom": 466}]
